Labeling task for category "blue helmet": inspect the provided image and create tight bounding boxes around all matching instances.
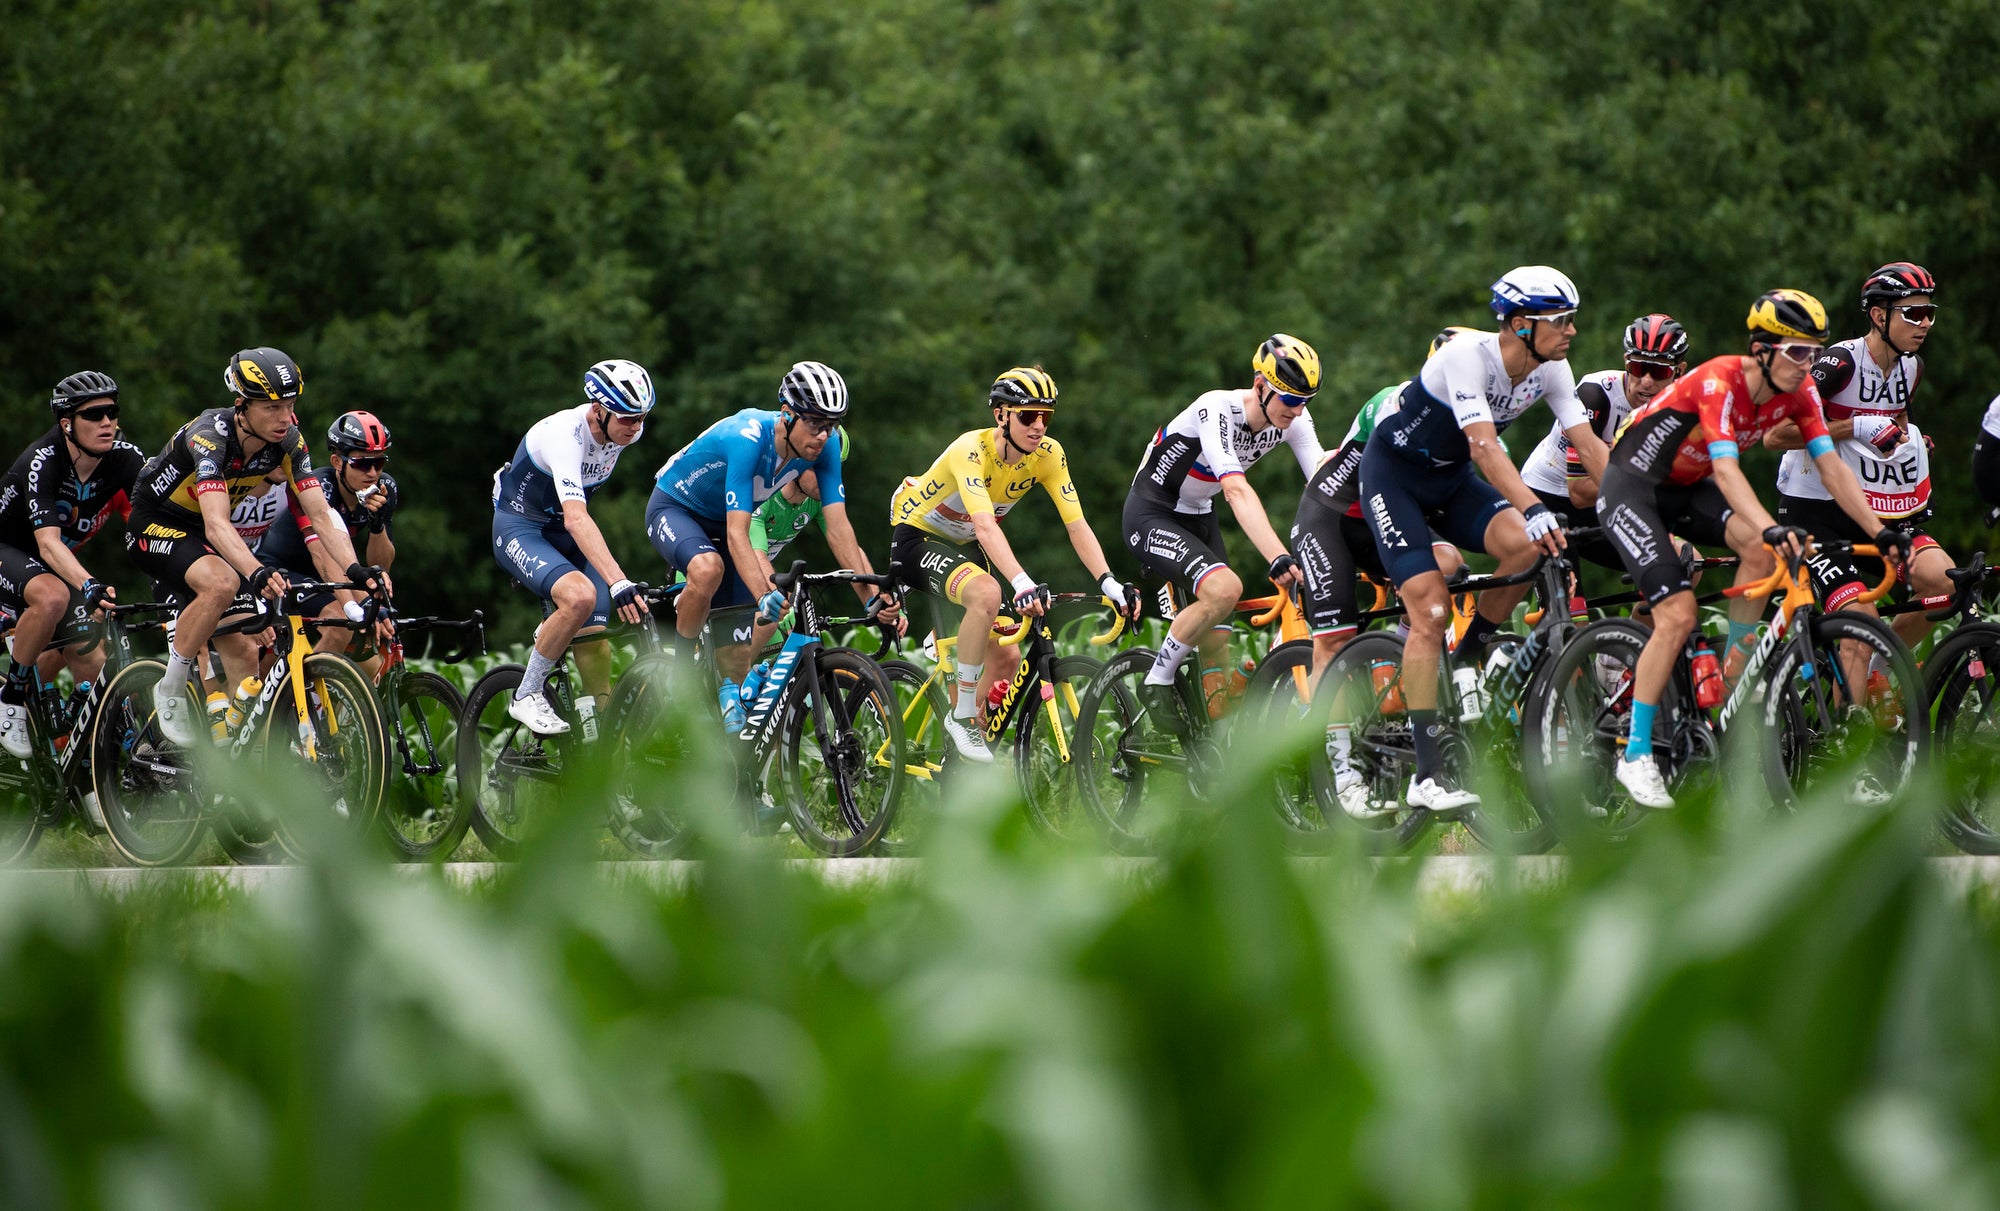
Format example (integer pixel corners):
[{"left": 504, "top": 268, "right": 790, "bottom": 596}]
[
  {"left": 1489, "top": 265, "right": 1580, "bottom": 320},
  {"left": 583, "top": 359, "right": 656, "bottom": 416}
]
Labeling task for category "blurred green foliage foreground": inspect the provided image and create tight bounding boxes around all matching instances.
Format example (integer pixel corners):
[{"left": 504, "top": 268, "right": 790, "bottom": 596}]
[{"left": 3, "top": 734, "right": 1998, "bottom": 1209}]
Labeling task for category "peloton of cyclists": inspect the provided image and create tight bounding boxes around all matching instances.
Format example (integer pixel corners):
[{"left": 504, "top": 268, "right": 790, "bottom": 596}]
[{"left": 889, "top": 366, "right": 1139, "bottom": 762}]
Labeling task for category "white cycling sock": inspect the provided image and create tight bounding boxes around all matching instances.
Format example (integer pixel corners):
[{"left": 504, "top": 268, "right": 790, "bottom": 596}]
[
  {"left": 954, "top": 662, "right": 983, "bottom": 720},
  {"left": 516, "top": 648, "right": 558, "bottom": 702},
  {"left": 162, "top": 648, "right": 197, "bottom": 700},
  {"left": 1145, "top": 635, "right": 1192, "bottom": 687}
]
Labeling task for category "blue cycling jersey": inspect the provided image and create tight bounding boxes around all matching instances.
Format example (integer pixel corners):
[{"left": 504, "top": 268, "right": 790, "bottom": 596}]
[{"left": 652, "top": 408, "right": 845, "bottom": 520}]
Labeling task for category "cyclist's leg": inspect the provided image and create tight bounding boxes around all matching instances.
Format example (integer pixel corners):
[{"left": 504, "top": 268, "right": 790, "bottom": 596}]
[
  {"left": 1443, "top": 479, "right": 1529, "bottom": 648},
  {"left": 1892, "top": 532, "right": 1949, "bottom": 649},
  {"left": 0, "top": 556, "right": 69, "bottom": 697},
  {"left": 1597, "top": 471, "right": 1705, "bottom": 803},
  {"left": 493, "top": 511, "right": 594, "bottom": 718},
  {"left": 646, "top": 492, "right": 729, "bottom": 648},
  {"left": 1122, "top": 494, "right": 1237, "bottom": 690},
  {"left": 1294, "top": 510, "right": 1360, "bottom": 687}
]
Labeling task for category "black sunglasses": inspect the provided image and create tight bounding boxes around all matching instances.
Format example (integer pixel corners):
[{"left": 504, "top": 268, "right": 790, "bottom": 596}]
[
  {"left": 74, "top": 404, "right": 120, "bottom": 423},
  {"left": 345, "top": 456, "right": 388, "bottom": 472}
]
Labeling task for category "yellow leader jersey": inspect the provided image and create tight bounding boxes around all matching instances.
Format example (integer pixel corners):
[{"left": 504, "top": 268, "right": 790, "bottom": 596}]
[{"left": 890, "top": 429, "right": 1084, "bottom": 544}]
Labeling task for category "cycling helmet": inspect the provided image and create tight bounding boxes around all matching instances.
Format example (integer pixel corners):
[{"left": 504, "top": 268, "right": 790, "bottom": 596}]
[
  {"left": 989, "top": 366, "right": 1058, "bottom": 410},
  {"left": 1623, "top": 314, "right": 1689, "bottom": 364},
  {"left": 225, "top": 347, "right": 304, "bottom": 401},
  {"left": 1252, "top": 334, "right": 1321, "bottom": 398},
  {"left": 778, "top": 360, "right": 849, "bottom": 419},
  {"left": 1489, "top": 266, "right": 1580, "bottom": 319},
  {"left": 1746, "top": 289, "right": 1829, "bottom": 344},
  {"left": 1860, "top": 261, "right": 1937, "bottom": 313},
  {"left": 582, "top": 359, "right": 656, "bottom": 416},
  {"left": 50, "top": 370, "right": 118, "bottom": 419},
  {"left": 326, "top": 410, "right": 392, "bottom": 456},
  {"left": 1427, "top": 326, "right": 1479, "bottom": 360}
]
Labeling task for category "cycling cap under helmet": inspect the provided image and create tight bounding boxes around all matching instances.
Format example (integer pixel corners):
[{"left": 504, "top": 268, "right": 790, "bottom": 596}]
[
  {"left": 779, "top": 361, "right": 849, "bottom": 419},
  {"left": 1746, "top": 289, "right": 1829, "bottom": 344},
  {"left": 990, "top": 366, "right": 1058, "bottom": 409},
  {"left": 51, "top": 370, "right": 118, "bottom": 419},
  {"left": 1252, "top": 334, "right": 1321, "bottom": 398},
  {"left": 583, "top": 359, "right": 656, "bottom": 416},
  {"left": 1489, "top": 266, "right": 1580, "bottom": 319},
  {"left": 1623, "top": 314, "right": 1689, "bottom": 364},
  {"left": 225, "top": 347, "right": 304, "bottom": 401}
]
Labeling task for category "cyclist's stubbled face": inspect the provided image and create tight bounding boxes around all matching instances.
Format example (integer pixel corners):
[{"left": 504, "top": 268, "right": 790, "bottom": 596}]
[
  {"left": 239, "top": 397, "right": 295, "bottom": 444},
  {"left": 784, "top": 410, "right": 833, "bottom": 460},
  {"left": 1525, "top": 311, "right": 1576, "bottom": 361},
  {"left": 602, "top": 410, "right": 645, "bottom": 447},
  {"left": 1884, "top": 293, "right": 1935, "bottom": 351}
]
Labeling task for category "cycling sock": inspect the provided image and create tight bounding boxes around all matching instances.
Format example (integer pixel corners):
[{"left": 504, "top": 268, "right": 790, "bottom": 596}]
[
  {"left": 0, "top": 660, "right": 28, "bottom": 705},
  {"left": 1457, "top": 612, "right": 1500, "bottom": 654},
  {"left": 1725, "top": 618, "right": 1757, "bottom": 657},
  {"left": 1409, "top": 709, "right": 1442, "bottom": 780},
  {"left": 515, "top": 648, "right": 558, "bottom": 702},
  {"left": 954, "top": 661, "right": 984, "bottom": 720},
  {"left": 1626, "top": 700, "right": 1657, "bottom": 761},
  {"left": 1145, "top": 635, "right": 1193, "bottom": 687},
  {"left": 162, "top": 648, "right": 197, "bottom": 699}
]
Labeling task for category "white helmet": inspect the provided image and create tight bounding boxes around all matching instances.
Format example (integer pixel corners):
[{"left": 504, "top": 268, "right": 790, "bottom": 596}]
[
  {"left": 778, "top": 360, "right": 849, "bottom": 419},
  {"left": 583, "top": 359, "right": 656, "bottom": 416},
  {"left": 1489, "top": 266, "right": 1580, "bottom": 319}
]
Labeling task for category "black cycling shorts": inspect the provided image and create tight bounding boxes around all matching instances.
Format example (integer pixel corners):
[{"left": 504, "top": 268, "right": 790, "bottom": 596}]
[
  {"left": 1122, "top": 493, "right": 1228, "bottom": 615},
  {"left": 1292, "top": 488, "right": 1388, "bottom": 636},
  {"left": 1530, "top": 488, "right": 1625, "bottom": 574},
  {"left": 126, "top": 510, "right": 246, "bottom": 610},
  {"left": 1975, "top": 430, "right": 2000, "bottom": 509},
  {"left": 1357, "top": 442, "right": 1508, "bottom": 586},
  {"left": 1596, "top": 465, "right": 1733, "bottom": 606},
  {"left": 0, "top": 542, "right": 92, "bottom": 649},
  {"left": 1777, "top": 493, "right": 1940, "bottom": 611}
]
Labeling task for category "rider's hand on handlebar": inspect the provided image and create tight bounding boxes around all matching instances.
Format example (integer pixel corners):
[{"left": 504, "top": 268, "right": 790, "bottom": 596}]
[
  {"left": 81, "top": 577, "right": 115, "bottom": 617},
  {"left": 1099, "top": 574, "right": 1143, "bottom": 624},
  {"left": 609, "top": 578, "right": 648, "bottom": 626},
  {"left": 249, "top": 564, "right": 289, "bottom": 600},
  {"left": 1265, "top": 553, "right": 1303, "bottom": 590},
  {"left": 1520, "top": 503, "right": 1567, "bottom": 555},
  {"left": 1762, "top": 524, "right": 1809, "bottom": 564},
  {"left": 1009, "top": 575, "right": 1051, "bottom": 617},
  {"left": 1874, "top": 526, "right": 1912, "bottom": 567},
  {"left": 756, "top": 589, "right": 789, "bottom": 625}
]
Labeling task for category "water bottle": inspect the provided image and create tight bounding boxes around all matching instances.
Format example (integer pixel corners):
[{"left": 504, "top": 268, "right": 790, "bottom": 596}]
[
  {"left": 987, "top": 676, "right": 1011, "bottom": 715},
  {"left": 1690, "top": 642, "right": 1724, "bottom": 709},
  {"left": 226, "top": 677, "right": 262, "bottom": 733},
  {"left": 740, "top": 662, "right": 769, "bottom": 708},
  {"left": 576, "top": 693, "right": 599, "bottom": 743},
  {"left": 1451, "top": 663, "right": 1483, "bottom": 723},
  {"left": 207, "top": 690, "right": 231, "bottom": 743},
  {"left": 1369, "top": 659, "right": 1405, "bottom": 715}
]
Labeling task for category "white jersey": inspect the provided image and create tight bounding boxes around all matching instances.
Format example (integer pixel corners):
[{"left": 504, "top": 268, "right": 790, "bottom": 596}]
[
  {"left": 1777, "top": 336, "right": 1930, "bottom": 513},
  {"left": 1983, "top": 395, "right": 2000, "bottom": 439},
  {"left": 1129, "top": 388, "right": 1325, "bottom": 514},
  {"left": 1521, "top": 369, "right": 1629, "bottom": 496},
  {"left": 229, "top": 480, "right": 291, "bottom": 549},
  {"left": 492, "top": 403, "right": 632, "bottom": 519},
  {"left": 1374, "top": 331, "right": 1583, "bottom": 467}
]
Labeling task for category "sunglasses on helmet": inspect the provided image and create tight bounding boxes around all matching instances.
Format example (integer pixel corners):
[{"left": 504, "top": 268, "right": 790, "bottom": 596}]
[
  {"left": 1891, "top": 304, "right": 1938, "bottom": 324},
  {"left": 73, "top": 404, "right": 120, "bottom": 423},
  {"left": 1625, "top": 360, "right": 1678, "bottom": 383}
]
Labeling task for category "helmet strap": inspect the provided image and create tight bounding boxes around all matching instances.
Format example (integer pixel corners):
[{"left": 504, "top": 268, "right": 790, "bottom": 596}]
[
  {"left": 995, "top": 410, "right": 1035, "bottom": 461},
  {"left": 1515, "top": 317, "right": 1553, "bottom": 365},
  {"left": 1748, "top": 344, "right": 1779, "bottom": 400},
  {"left": 1869, "top": 305, "right": 1916, "bottom": 360}
]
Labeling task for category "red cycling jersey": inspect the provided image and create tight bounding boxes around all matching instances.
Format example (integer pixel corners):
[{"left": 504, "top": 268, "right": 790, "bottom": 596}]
[{"left": 1611, "top": 355, "right": 1830, "bottom": 486}]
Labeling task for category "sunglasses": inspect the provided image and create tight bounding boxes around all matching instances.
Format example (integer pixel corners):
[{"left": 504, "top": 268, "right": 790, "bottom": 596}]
[
  {"left": 1266, "top": 384, "right": 1313, "bottom": 409},
  {"left": 1891, "top": 304, "right": 1938, "bottom": 324},
  {"left": 1529, "top": 310, "right": 1578, "bottom": 329},
  {"left": 345, "top": 456, "right": 388, "bottom": 472},
  {"left": 1625, "top": 361, "right": 1678, "bottom": 383},
  {"left": 792, "top": 415, "right": 839, "bottom": 436},
  {"left": 1007, "top": 408, "right": 1053, "bottom": 425},
  {"left": 1772, "top": 342, "right": 1822, "bottom": 366},
  {"left": 74, "top": 404, "right": 120, "bottom": 423}
]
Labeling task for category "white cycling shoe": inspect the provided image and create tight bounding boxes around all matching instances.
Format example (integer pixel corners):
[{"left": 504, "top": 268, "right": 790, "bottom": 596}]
[
  {"left": 1335, "top": 767, "right": 1395, "bottom": 820},
  {"left": 1847, "top": 773, "right": 1893, "bottom": 807},
  {"left": 942, "top": 714, "right": 994, "bottom": 763},
  {"left": 0, "top": 701, "right": 30, "bottom": 759},
  {"left": 1614, "top": 754, "right": 1675, "bottom": 810},
  {"left": 1405, "top": 774, "right": 1479, "bottom": 814},
  {"left": 154, "top": 685, "right": 201, "bottom": 747},
  {"left": 506, "top": 690, "right": 571, "bottom": 736}
]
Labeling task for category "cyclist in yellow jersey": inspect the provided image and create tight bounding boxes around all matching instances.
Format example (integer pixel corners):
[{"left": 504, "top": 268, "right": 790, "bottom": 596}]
[{"left": 890, "top": 366, "right": 1139, "bottom": 762}]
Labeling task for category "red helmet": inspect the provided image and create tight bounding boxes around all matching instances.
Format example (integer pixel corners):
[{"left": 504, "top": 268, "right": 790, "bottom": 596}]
[
  {"left": 326, "top": 410, "right": 391, "bottom": 455},
  {"left": 1860, "top": 262, "right": 1937, "bottom": 312},
  {"left": 1622, "top": 314, "right": 1689, "bottom": 364}
]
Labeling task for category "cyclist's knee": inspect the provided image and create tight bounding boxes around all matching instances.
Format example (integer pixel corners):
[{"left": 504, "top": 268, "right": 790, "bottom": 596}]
[
  {"left": 960, "top": 573, "right": 1001, "bottom": 615},
  {"left": 1401, "top": 580, "right": 1449, "bottom": 639},
  {"left": 1195, "top": 566, "right": 1241, "bottom": 608},
  {"left": 1649, "top": 594, "right": 1696, "bottom": 640},
  {"left": 22, "top": 573, "right": 68, "bottom": 614},
  {"left": 683, "top": 552, "right": 723, "bottom": 591},
  {"left": 186, "top": 556, "right": 239, "bottom": 599},
  {"left": 549, "top": 572, "right": 596, "bottom": 614}
]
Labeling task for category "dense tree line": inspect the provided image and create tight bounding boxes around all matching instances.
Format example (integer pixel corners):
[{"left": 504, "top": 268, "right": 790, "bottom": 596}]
[{"left": 5, "top": 0, "right": 1996, "bottom": 638}]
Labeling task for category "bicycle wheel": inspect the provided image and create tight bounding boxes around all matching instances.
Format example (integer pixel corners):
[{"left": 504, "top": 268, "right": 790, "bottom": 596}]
[
  {"left": 1071, "top": 648, "right": 1211, "bottom": 854},
  {"left": 603, "top": 654, "right": 698, "bottom": 859},
  {"left": 1237, "top": 639, "right": 1330, "bottom": 851},
  {"left": 458, "top": 665, "right": 569, "bottom": 859},
  {"left": 1927, "top": 623, "right": 2000, "bottom": 853},
  {"left": 1013, "top": 653, "right": 1103, "bottom": 842},
  {"left": 780, "top": 648, "right": 904, "bottom": 857},
  {"left": 90, "top": 659, "right": 208, "bottom": 867},
  {"left": 872, "top": 658, "right": 947, "bottom": 856},
  {"left": 1304, "top": 632, "right": 1431, "bottom": 854},
  {"left": 379, "top": 671, "right": 471, "bottom": 860},
  {"left": 266, "top": 654, "right": 388, "bottom": 860},
  {"left": 1761, "top": 611, "right": 1926, "bottom": 810},
  {"left": 0, "top": 753, "right": 47, "bottom": 866}
]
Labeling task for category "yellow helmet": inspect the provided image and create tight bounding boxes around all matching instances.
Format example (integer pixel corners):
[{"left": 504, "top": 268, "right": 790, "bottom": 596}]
[
  {"left": 1428, "top": 325, "right": 1480, "bottom": 360},
  {"left": 989, "top": 365, "right": 1058, "bottom": 409},
  {"left": 1252, "top": 334, "right": 1321, "bottom": 398},
  {"left": 1746, "top": 289, "right": 1830, "bottom": 344}
]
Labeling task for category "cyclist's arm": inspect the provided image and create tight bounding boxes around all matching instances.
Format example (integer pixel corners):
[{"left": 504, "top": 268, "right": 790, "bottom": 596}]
[
  {"left": 1764, "top": 417, "right": 1856, "bottom": 450},
  {"left": 1815, "top": 450, "right": 1890, "bottom": 537},
  {"left": 725, "top": 508, "right": 773, "bottom": 599},
  {"left": 1564, "top": 421, "right": 1609, "bottom": 483},
  {"left": 1219, "top": 475, "right": 1288, "bottom": 564},
  {"left": 297, "top": 485, "right": 368, "bottom": 578},
  {"left": 970, "top": 510, "right": 1031, "bottom": 586},
  {"left": 366, "top": 530, "right": 396, "bottom": 572},
  {"left": 31, "top": 526, "right": 99, "bottom": 592},
  {"left": 199, "top": 489, "right": 269, "bottom": 580},
  {"left": 1062, "top": 516, "right": 1116, "bottom": 582},
  {"left": 558, "top": 498, "right": 633, "bottom": 591},
  {"left": 1708, "top": 457, "right": 1779, "bottom": 536},
  {"left": 1566, "top": 474, "right": 1601, "bottom": 509},
  {"left": 817, "top": 502, "right": 886, "bottom": 607}
]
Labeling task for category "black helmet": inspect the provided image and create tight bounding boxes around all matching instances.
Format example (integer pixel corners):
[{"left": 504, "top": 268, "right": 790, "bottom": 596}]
[
  {"left": 51, "top": 370, "right": 119, "bottom": 419},
  {"left": 326, "top": 410, "right": 392, "bottom": 455},
  {"left": 1860, "top": 262, "right": 1937, "bottom": 313},
  {"left": 224, "top": 347, "right": 304, "bottom": 402}
]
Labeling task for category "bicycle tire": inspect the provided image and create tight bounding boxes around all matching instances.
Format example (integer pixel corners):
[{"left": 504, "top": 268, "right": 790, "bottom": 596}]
[
  {"left": 1013, "top": 653, "right": 1103, "bottom": 842},
  {"left": 90, "top": 659, "right": 208, "bottom": 867},
  {"left": 1071, "top": 647, "right": 1210, "bottom": 855},
  {"left": 1237, "top": 639, "right": 1333, "bottom": 852},
  {"left": 266, "top": 653, "right": 389, "bottom": 860},
  {"left": 872, "top": 658, "right": 947, "bottom": 856},
  {"left": 1760, "top": 611, "right": 1927, "bottom": 810},
  {"left": 458, "top": 665, "right": 570, "bottom": 859},
  {"left": 0, "top": 755, "right": 46, "bottom": 866},
  {"left": 1925, "top": 622, "right": 2000, "bottom": 853},
  {"left": 780, "top": 647, "right": 904, "bottom": 857},
  {"left": 379, "top": 670, "right": 471, "bottom": 860},
  {"left": 1303, "top": 632, "right": 1432, "bottom": 854},
  {"left": 603, "top": 654, "right": 698, "bottom": 859}
]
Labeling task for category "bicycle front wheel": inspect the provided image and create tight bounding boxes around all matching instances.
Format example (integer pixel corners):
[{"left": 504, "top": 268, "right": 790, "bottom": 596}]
[
  {"left": 91, "top": 659, "right": 208, "bottom": 867},
  {"left": 1071, "top": 648, "right": 1210, "bottom": 855},
  {"left": 458, "top": 665, "right": 569, "bottom": 859},
  {"left": 380, "top": 670, "right": 471, "bottom": 860},
  {"left": 780, "top": 648, "right": 904, "bottom": 857},
  {"left": 1013, "top": 653, "right": 1103, "bottom": 843},
  {"left": 1303, "top": 632, "right": 1431, "bottom": 854},
  {"left": 1927, "top": 622, "right": 2000, "bottom": 853},
  {"left": 265, "top": 654, "right": 389, "bottom": 860},
  {"left": 871, "top": 658, "right": 947, "bottom": 856},
  {"left": 1762, "top": 612, "right": 1926, "bottom": 810}
]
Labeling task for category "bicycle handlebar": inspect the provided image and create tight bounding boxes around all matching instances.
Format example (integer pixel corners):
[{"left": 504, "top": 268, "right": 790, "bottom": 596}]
[
  {"left": 990, "top": 593, "right": 1128, "bottom": 648},
  {"left": 1724, "top": 542, "right": 1896, "bottom": 605}
]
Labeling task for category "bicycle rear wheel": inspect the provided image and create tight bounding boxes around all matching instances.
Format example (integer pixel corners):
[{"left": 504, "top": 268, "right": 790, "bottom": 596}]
[
  {"left": 0, "top": 754, "right": 47, "bottom": 866},
  {"left": 266, "top": 654, "right": 389, "bottom": 860},
  {"left": 1927, "top": 623, "right": 2000, "bottom": 853},
  {"left": 458, "top": 665, "right": 570, "bottom": 859},
  {"left": 603, "top": 655, "right": 699, "bottom": 859},
  {"left": 781, "top": 648, "right": 904, "bottom": 857},
  {"left": 1013, "top": 654, "right": 1103, "bottom": 842},
  {"left": 91, "top": 660, "right": 207, "bottom": 867},
  {"left": 1071, "top": 648, "right": 1210, "bottom": 854},
  {"left": 872, "top": 658, "right": 947, "bottom": 856},
  {"left": 379, "top": 670, "right": 471, "bottom": 860},
  {"left": 1761, "top": 612, "right": 1925, "bottom": 810},
  {"left": 1304, "top": 633, "right": 1431, "bottom": 854}
]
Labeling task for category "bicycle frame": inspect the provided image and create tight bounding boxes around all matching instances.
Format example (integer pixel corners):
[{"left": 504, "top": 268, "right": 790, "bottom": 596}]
[{"left": 1713, "top": 543, "right": 1895, "bottom": 733}]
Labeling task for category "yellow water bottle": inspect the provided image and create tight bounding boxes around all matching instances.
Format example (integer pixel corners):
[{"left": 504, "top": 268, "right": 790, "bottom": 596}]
[
  {"left": 206, "top": 690, "right": 230, "bottom": 742},
  {"left": 226, "top": 676, "right": 262, "bottom": 733}
]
